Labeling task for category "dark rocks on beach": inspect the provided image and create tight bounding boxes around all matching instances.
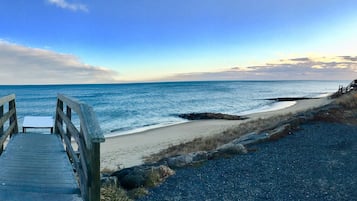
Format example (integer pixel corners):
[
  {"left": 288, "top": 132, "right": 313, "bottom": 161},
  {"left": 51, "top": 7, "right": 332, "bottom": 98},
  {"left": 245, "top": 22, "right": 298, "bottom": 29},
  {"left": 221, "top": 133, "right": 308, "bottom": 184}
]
[
  {"left": 265, "top": 97, "right": 317, "bottom": 101},
  {"left": 232, "top": 132, "right": 269, "bottom": 146},
  {"left": 267, "top": 123, "right": 292, "bottom": 140},
  {"left": 165, "top": 144, "right": 249, "bottom": 168},
  {"left": 101, "top": 174, "right": 118, "bottom": 187},
  {"left": 111, "top": 165, "right": 175, "bottom": 190},
  {"left": 111, "top": 167, "right": 146, "bottom": 189},
  {"left": 212, "top": 143, "right": 247, "bottom": 158},
  {"left": 163, "top": 123, "right": 294, "bottom": 168},
  {"left": 166, "top": 151, "right": 209, "bottom": 168},
  {"left": 178, "top": 112, "right": 247, "bottom": 120},
  {"left": 167, "top": 155, "right": 194, "bottom": 168}
]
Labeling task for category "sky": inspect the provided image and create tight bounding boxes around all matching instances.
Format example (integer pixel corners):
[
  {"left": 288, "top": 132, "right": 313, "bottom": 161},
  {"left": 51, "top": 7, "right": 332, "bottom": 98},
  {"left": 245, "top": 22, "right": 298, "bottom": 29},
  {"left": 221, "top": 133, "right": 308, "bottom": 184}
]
[{"left": 0, "top": 0, "right": 357, "bottom": 84}]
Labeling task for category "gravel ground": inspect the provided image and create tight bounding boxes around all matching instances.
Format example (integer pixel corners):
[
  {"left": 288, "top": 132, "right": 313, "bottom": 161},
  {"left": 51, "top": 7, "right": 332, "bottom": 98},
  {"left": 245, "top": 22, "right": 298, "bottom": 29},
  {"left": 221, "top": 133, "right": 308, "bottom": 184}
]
[{"left": 139, "top": 121, "right": 357, "bottom": 201}]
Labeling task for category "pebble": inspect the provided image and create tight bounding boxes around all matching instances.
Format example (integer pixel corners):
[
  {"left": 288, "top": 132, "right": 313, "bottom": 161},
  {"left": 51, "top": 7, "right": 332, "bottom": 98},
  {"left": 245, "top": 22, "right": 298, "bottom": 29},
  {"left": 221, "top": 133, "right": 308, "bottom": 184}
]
[{"left": 139, "top": 122, "right": 357, "bottom": 201}]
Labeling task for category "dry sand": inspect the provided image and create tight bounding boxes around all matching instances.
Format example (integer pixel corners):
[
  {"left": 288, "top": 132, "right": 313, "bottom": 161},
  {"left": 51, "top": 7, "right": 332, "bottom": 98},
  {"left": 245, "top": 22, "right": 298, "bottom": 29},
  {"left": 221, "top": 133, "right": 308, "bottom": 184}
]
[{"left": 100, "top": 97, "right": 332, "bottom": 170}]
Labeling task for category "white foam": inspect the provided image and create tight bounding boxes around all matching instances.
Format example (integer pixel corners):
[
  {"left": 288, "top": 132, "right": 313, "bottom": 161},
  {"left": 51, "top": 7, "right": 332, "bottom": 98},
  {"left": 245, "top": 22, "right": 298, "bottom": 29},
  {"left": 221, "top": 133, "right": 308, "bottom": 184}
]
[
  {"left": 105, "top": 120, "right": 189, "bottom": 138},
  {"left": 240, "top": 101, "right": 297, "bottom": 115},
  {"left": 314, "top": 93, "right": 332, "bottom": 98}
]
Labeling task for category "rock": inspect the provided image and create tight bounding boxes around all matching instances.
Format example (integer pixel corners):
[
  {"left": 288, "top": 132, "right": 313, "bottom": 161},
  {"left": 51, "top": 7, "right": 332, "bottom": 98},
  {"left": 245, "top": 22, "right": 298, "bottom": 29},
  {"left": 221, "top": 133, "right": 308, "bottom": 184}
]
[
  {"left": 178, "top": 112, "right": 247, "bottom": 120},
  {"left": 120, "top": 173, "right": 146, "bottom": 189},
  {"left": 101, "top": 175, "right": 118, "bottom": 187},
  {"left": 216, "top": 143, "right": 247, "bottom": 155},
  {"left": 191, "top": 151, "right": 209, "bottom": 162},
  {"left": 167, "top": 154, "right": 194, "bottom": 168},
  {"left": 112, "top": 167, "right": 147, "bottom": 189},
  {"left": 265, "top": 97, "right": 314, "bottom": 101},
  {"left": 156, "top": 165, "right": 175, "bottom": 178},
  {"left": 268, "top": 124, "right": 291, "bottom": 140},
  {"left": 111, "top": 167, "right": 134, "bottom": 181},
  {"left": 211, "top": 143, "right": 247, "bottom": 159},
  {"left": 233, "top": 132, "right": 269, "bottom": 145},
  {"left": 145, "top": 165, "right": 175, "bottom": 187},
  {"left": 164, "top": 151, "right": 209, "bottom": 168},
  {"left": 111, "top": 165, "right": 175, "bottom": 190}
]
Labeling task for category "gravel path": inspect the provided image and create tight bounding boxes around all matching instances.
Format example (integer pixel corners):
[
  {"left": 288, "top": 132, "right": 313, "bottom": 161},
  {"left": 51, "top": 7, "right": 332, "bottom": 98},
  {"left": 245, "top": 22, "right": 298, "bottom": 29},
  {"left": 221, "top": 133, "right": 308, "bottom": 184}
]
[{"left": 139, "top": 121, "right": 357, "bottom": 201}]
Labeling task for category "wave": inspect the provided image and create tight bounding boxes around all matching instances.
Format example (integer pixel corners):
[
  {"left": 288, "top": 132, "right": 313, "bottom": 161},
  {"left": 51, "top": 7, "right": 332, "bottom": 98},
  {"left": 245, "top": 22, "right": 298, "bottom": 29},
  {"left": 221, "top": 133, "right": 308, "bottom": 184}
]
[
  {"left": 105, "top": 120, "right": 189, "bottom": 138},
  {"left": 239, "top": 101, "right": 297, "bottom": 115}
]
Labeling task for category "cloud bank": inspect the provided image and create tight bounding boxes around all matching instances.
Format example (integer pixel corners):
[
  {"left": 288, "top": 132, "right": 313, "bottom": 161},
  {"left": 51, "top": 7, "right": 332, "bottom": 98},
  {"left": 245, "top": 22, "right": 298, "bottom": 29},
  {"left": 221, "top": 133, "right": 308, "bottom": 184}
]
[
  {"left": 0, "top": 41, "right": 119, "bottom": 84},
  {"left": 47, "top": 0, "right": 88, "bottom": 12},
  {"left": 163, "top": 56, "right": 357, "bottom": 81}
]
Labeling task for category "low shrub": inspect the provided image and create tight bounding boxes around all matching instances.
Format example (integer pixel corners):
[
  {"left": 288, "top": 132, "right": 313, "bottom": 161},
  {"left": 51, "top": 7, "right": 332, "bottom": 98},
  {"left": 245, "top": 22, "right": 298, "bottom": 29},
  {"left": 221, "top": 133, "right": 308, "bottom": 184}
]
[{"left": 101, "top": 184, "right": 132, "bottom": 201}]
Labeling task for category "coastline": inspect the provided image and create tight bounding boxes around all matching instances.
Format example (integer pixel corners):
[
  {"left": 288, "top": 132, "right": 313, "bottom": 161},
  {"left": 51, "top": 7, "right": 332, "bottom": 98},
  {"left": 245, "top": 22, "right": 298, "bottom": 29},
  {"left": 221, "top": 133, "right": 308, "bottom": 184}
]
[{"left": 100, "top": 96, "right": 332, "bottom": 170}]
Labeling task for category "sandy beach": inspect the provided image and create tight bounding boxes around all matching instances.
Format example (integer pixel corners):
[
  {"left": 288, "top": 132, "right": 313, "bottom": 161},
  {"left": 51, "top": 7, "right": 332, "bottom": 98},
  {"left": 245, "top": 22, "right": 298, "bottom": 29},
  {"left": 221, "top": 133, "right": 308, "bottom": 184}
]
[{"left": 100, "top": 97, "right": 332, "bottom": 170}]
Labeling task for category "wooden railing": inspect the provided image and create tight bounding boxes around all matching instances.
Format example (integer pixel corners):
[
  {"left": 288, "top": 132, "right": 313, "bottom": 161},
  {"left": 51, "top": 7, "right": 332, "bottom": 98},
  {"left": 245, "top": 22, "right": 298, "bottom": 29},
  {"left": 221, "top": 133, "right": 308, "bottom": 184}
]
[
  {"left": 332, "top": 80, "right": 357, "bottom": 98},
  {"left": 55, "top": 94, "right": 105, "bottom": 201},
  {"left": 0, "top": 94, "right": 18, "bottom": 155}
]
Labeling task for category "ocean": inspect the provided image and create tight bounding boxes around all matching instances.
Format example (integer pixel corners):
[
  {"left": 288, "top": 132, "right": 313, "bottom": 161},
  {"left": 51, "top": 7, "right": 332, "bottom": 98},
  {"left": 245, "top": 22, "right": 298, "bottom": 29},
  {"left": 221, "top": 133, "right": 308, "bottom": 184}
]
[{"left": 0, "top": 80, "right": 349, "bottom": 137}]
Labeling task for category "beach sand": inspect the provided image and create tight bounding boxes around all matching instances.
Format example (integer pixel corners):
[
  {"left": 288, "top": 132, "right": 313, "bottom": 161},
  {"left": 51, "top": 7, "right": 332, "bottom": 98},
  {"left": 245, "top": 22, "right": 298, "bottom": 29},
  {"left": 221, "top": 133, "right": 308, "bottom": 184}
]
[{"left": 100, "top": 97, "right": 332, "bottom": 170}]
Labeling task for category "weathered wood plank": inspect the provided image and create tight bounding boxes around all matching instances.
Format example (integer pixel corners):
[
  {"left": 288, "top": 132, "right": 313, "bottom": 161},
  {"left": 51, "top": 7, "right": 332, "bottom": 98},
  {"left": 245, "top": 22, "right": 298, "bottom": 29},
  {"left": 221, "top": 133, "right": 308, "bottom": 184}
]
[
  {"left": 9, "top": 99, "right": 18, "bottom": 134},
  {"left": 0, "top": 190, "right": 83, "bottom": 201},
  {"left": 0, "top": 121, "right": 16, "bottom": 146},
  {"left": 0, "top": 94, "right": 18, "bottom": 150},
  {"left": 55, "top": 94, "right": 105, "bottom": 201},
  {"left": 0, "top": 133, "right": 82, "bottom": 201},
  {"left": 0, "top": 94, "right": 15, "bottom": 107},
  {"left": 0, "top": 109, "right": 16, "bottom": 127},
  {"left": 57, "top": 94, "right": 104, "bottom": 145}
]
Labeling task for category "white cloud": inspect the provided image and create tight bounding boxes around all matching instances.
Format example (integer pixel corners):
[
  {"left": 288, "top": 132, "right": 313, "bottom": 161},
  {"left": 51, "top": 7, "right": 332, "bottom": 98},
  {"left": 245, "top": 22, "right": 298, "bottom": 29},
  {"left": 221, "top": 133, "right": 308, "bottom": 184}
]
[
  {"left": 47, "top": 0, "right": 88, "bottom": 12},
  {"left": 161, "top": 56, "right": 357, "bottom": 81},
  {"left": 0, "top": 41, "right": 120, "bottom": 84}
]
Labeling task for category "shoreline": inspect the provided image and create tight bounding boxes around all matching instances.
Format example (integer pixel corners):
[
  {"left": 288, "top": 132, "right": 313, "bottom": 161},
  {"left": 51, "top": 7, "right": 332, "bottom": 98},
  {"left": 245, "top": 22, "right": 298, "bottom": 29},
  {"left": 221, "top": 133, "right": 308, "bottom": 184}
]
[
  {"left": 105, "top": 96, "right": 317, "bottom": 138},
  {"left": 100, "top": 96, "right": 332, "bottom": 170}
]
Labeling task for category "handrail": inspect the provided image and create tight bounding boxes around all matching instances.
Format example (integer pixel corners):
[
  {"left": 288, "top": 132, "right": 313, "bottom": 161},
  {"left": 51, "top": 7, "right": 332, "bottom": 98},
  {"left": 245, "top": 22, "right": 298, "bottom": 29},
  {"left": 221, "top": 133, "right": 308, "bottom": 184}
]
[
  {"left": 55, "top": 94, "right": 105, "bottom": 201},
  {"left": 0, "top": 94, "right": 18, "bottom": 154}
]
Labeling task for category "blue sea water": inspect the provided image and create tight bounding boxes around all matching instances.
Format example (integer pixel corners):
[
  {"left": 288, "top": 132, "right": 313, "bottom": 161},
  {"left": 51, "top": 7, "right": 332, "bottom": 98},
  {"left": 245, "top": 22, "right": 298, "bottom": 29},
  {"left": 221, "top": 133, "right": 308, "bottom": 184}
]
[{"left": 0, "top": 80, "right": 349, "bottom": 137}]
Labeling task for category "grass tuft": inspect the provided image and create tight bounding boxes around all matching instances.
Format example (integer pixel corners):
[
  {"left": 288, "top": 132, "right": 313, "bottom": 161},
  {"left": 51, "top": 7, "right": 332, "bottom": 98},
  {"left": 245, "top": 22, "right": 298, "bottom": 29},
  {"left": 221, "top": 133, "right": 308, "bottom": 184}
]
[
  {"left": 101, "top": 184, "right": 132, "bottom": 201},
  {"left": 127, "top": 188, "right": 149, "bottom": 199}
]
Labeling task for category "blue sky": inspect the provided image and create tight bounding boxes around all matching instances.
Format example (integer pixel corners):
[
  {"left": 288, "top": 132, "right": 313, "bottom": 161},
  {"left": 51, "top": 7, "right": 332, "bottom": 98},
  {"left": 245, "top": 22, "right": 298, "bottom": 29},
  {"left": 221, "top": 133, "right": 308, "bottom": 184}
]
[{"left": 1, "top": 0, "right": 357, "bottom": 84}]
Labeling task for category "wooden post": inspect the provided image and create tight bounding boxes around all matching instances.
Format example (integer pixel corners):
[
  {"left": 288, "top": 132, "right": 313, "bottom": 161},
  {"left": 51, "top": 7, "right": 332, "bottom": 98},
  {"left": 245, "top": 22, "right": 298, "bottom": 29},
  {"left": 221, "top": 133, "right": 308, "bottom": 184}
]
[
  {"left": 55, "top": 99, "right": 63, "bottom": 134},
  {"left": 66, "top": 105, "right": 72, "bottom": 140},
  {"left": 89, "top": 142, "right": 101, "bottom": 201},
  {"left": 80, "top": 126, "right": 90, "bottom": 201},
  {"left": 9, "top": 100, "right": 18, "bottom": 136}
]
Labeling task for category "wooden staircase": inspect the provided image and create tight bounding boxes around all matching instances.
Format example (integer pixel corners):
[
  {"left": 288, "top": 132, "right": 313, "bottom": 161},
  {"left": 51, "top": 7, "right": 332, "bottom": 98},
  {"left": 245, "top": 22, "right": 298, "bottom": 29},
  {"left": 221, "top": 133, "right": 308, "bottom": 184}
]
[{"left": 0, "top": 94, "right": 105, "bottom": 201}]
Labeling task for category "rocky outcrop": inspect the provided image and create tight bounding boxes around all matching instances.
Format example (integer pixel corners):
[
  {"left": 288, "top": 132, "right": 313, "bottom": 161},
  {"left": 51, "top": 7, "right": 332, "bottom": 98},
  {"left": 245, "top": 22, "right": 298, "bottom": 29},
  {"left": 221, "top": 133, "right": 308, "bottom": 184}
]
[
  {"left": 267, "top": 124, "right": 291, "bottom": 140},
  {"left": 167, "top": 151, "right": 209, "bottom": 168},
  {"left": 211, "top": 143, "right": 247, "bottom": 159},
  {"left": 162, "top": 123, "right": 296, "bottom": 168},
  {"left": 265, "top": 97, "right": 315, "bottom": 101},
  {"left": 232, "top": 132, "right": 269, "bottom": 145},
  {"left": 178, "top": 112, "right": 247, "bottom": 120},
  {"left": 164, "top": 144, "right": 248, "bottom": 168}
]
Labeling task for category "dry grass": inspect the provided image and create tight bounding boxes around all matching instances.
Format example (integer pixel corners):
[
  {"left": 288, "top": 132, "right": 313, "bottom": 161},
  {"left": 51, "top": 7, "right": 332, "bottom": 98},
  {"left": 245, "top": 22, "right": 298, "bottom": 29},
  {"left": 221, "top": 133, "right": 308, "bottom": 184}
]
[
  {"left": 101, "top": 167, "right": 116, "bottom": 175},
  {"left": 313, "top": 91, "right": 357, "bottom": 125},
  {"left": 144, "top": 113, "right": 294, "bottom": 163},
  {"left": 101, "top": 184, "right": 132, "bottom": 201},
  {"left": 127, "top": 188, "right": 149, "bottom": 200},
  {"left": 334, "top": 91, "right": 357, "bottom": 109}
]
